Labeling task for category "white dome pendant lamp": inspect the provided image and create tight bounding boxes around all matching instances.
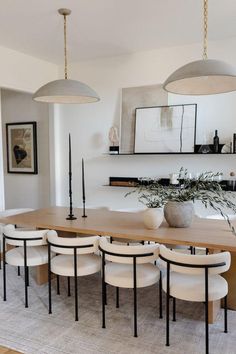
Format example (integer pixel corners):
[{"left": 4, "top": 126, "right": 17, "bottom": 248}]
[
  {"left": 33, "top": 9, "right": 100, "bottom": 104},
  {"left": 163, "top": 0, "right": 236, "bottom": 95}
]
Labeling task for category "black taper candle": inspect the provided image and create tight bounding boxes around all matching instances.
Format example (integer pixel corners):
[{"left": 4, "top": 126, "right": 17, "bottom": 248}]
[
  {"left": 66, "top": 133, "right": 77, "bottom": 220},
  {"left": 82, "top": 158, "right": 87, "bottom": 217}
]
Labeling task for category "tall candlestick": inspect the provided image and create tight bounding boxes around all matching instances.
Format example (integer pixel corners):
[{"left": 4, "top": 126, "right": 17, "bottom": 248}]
[
  {"left": 66, "top": 133, "right": 77, "bottom": 220},
  {"left": 69, "top": 133, "right": 71, "bottom": 173},
  {"left": 82, "top": 158, "right": 87, "bottom": 217}
]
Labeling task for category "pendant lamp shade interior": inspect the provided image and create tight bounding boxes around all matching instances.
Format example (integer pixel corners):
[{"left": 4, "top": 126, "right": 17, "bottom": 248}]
[
  {"left": 163, "top": 0, "right": 236, "bottom": 95},
  {"left": 33, "top": 8, "right": 100, "bottom": 104},
  {"left": 164, "top": 59, "right": 236, "bottom": 95}
]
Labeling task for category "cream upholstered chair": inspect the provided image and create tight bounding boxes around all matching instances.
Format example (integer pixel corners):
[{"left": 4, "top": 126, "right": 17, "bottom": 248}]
[
  {"left": 2, "top": 224, "right": 51, "bottom": 308},
  {"left": 159, "top": 245, "right": 231, "bottom": 354},
  {"left": 47, "top": 231, "right": 101, "bottom": 321},
  {"left": 0, "top": 208, "right": 34, "bottom": 269},
  {"left": 99, "top": 237, "right": 161, "bottom": 337}
]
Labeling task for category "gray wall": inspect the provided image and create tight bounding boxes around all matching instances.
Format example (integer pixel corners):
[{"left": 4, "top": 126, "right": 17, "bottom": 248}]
[{"left": 1, "top": 89, "right": 50, "bottom": 209}]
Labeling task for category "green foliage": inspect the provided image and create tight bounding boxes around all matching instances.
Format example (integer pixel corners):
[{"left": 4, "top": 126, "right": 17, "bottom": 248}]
[{"left": 125, "top": 167, "right": 236, "bottom": 235}]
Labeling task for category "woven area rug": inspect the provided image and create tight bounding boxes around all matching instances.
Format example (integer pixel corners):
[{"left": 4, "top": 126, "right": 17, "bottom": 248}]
[{"left": 0, "top": 267, "right": 236, "bottom": 354}]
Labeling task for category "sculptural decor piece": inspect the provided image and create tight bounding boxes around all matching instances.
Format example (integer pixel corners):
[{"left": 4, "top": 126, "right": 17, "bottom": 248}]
[
  {"left": 6, "top": 122, "right": 38, "bottom": 174},
  {"left": 109, "top": 126, "right": 119, "bottom": 154}
]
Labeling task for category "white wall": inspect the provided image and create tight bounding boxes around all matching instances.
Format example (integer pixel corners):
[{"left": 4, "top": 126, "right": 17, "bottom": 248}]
[
  {"left": 0, "top": 45, "right": 58, "bottom": 210},
  {"left": 53, "top": 38, "right": 236, "bottom": 213},
  {"left": 1, "top": 89, "right": 50, "bottom": 209},
  {"left": 0, "top": 45, "right": 58, "bottom": 93},
  {"left": 0, "top": 91, "right": 5, "bottom": 210}
]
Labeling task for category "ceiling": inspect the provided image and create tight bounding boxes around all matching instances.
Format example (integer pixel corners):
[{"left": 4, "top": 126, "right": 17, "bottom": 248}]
[{"left": 0, "top": 0, "right": 236, "bottom": 64}]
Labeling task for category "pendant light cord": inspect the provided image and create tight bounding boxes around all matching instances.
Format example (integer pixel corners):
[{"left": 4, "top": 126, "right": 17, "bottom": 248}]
[
  {"left": 64, "top": 14, "right": 68, "bottom": 79},
  {"left": 203, "top": 0, "right": 208, "bottom": 60}
]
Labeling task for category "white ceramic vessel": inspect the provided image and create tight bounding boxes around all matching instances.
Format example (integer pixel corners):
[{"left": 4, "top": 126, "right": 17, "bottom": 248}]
[{"left": 142, "top": 208, "right": 164, "bottom": 229}]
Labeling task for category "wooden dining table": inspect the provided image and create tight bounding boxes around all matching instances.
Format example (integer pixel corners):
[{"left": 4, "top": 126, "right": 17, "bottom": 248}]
[{"left": 1, "top": 206, "right": 236, "bottom": 323}]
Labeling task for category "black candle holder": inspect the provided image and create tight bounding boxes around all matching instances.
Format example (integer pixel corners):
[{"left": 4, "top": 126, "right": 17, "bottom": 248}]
[
  {"left": 81, "top": 158, "right": 87, "bottom": 218},
  {"left": 67, "top": 171, "right": 77, "bottom": 220},
  {"left": 82, "top": 199, "right": 87, "bottom": 218}
]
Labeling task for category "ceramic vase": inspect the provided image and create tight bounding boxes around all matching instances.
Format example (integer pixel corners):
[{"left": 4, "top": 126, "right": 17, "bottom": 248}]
[
  {"left": 143, "top": 208, "right": 164, "bottom": 229},
  {"left": 164, "top": 201, "right": 194, "bottom": 228}
]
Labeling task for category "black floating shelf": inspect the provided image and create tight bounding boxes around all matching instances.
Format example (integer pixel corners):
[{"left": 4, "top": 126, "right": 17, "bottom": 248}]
[
  {"left": 107, "top": 177, "right": 236, "bottom": 191},
  {"left": 107, "top": 152, "right": 235, "bottom": 155},
  {"left": 106, "top": 144, "right": 236, "bottom": 155}
]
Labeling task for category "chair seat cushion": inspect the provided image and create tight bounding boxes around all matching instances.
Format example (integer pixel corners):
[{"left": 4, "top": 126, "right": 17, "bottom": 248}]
[
  {"left": 105, "top": 262, "right": 160, "bottom": 288},
  {"left": 6, "top": 246, "right": 49, "bottom": 267},
  {"left": 162, "top": 272, "right": 228, "bottom": 302},
  {"left": 51, "top": 254, "right": 101, "bottom": 277}
]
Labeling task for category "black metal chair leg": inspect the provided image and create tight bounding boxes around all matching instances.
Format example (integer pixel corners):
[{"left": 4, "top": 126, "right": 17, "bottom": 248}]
[
  {"left": 172, "top": 297, "right": 176, "bottom": 321},
  {"left": 67, "top": 277, "right": 71, "bottom": 296},
  {"left": 56, "top": 275, "right": 60, "bottom": 295},
  {"left": 26, "top": 266, "right": 29, "bottom": 286},
  {"left": 74, "top": 250, "right": 78, "bottom": 321},
  {"left": 3, "top": 237, "right": 6, "bottom": 301},
  {"left": 105, "top": 282, "right": 107, "bottom": 305},
  {"left": 205, "top": 268, "right": 209, "bottom": 354},
  {"left": 23, "top": 241, "right": 28, "bottom": 308},
  {"left": 116, "top": 287, "right": 120, "bottom": 308},
  {"left": 133, "top": 257, "right": 138, "bottom": 337},
  {"left": 48, "top": 244, "right": 52, "bottom": 314},
  {"left": 224, "top": 295, "right": 228, "bottom": 333},
  {"left": 159, "top": 273, "right": 163, "bottom": 319},
  {"left": 18, "top": 266, "right": 20, "bottom": 276},
  {"left": 166, "top": 263, "right": 170, "bottom": 346},
  {"left": 102, "top": 251, "right": 106, "bottom": 328}
]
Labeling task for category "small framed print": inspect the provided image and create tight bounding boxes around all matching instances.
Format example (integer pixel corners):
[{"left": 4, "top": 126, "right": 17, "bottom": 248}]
[{"left": 6, "top": 122, "right": 38, "bottom": 174}]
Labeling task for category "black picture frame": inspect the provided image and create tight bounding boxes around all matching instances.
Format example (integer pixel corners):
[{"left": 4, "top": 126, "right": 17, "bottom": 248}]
[
  {"left": 6, "top": 121, "right": 38, "bottom": 174},
  {"left": 134, "top": 103, "right": 197, "bottom": 154}
]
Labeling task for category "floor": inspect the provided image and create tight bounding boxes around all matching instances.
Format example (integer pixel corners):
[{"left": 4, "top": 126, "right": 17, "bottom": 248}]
[{"left": 0, "top": 266, "right": 236, "bottom": 354}]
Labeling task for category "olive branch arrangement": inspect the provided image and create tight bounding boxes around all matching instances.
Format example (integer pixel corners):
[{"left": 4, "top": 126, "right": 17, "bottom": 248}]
[{"left": 125, "top": 168, "right": 236, "bottom": 235}]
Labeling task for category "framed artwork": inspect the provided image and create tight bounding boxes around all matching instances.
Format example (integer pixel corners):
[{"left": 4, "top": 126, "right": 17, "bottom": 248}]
[
  {"left": 6, "top": 122, "right": 38, "bottom": 174},
  {"left": 134, "top": 104, "right": 197, "bottom": 153},
  {"left": 120, "top": 84, "right": 168, "bottom": 153}
]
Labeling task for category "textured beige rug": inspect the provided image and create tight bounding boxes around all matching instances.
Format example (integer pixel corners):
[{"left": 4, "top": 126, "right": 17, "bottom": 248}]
[{"left": 0, "top": 267, "right": 235, "bottom": 354}]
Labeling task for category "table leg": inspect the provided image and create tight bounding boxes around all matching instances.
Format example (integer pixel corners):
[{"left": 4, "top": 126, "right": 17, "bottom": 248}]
[
  {"left": 208, "top": 300, "right": 221, "bottom": 324},
  {"left": 207, "top": 248, "right": 221, "bottom": 323},
  {"left": 34, "top": 263, "right": 48, "bottom": 285}
]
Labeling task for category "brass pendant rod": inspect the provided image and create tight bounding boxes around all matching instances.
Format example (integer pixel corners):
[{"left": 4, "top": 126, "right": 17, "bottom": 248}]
[
  {"left": 203, "top": 0, "right": 208, "bottom": 60},
  {"left": 58, "top": 8, "right": 71, "bottom": 80},
  {"left": 63, "top": 14, "right": 68, "bottom": 79}
]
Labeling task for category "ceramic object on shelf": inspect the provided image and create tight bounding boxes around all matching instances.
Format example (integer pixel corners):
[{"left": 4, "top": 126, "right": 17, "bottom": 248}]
[
  {"left": 164, "top": 201, "right": 194, "bottom": 228},
  {"left": 169, "top": 173, "right": 179, "bottom": 185},
  {"left": 142, "top": 208, "right": 163, "bottom": 229}
]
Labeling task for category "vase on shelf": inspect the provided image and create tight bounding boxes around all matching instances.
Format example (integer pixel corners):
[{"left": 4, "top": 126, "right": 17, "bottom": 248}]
[
  {"left": 142, "top": 208, "right": 163, "bottom": 229},
  {"left": 213, "top": 130, "right": 220, "bottom": 153}
]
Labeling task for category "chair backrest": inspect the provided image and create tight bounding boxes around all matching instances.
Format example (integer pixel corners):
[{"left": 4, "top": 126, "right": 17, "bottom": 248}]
[
  {"left": 3, "top": 224, "right": 49, "bottom": 247},
  {"left": 159, "top": 245, "right": 231, "bottom": 275},
  {"left": 47, "top": 230, "right": 100, "bottom": 255},
  {"left": 99, "top": 236, "right": 159, "bottom": 264}
]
